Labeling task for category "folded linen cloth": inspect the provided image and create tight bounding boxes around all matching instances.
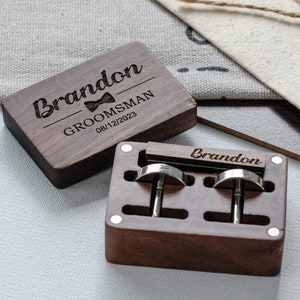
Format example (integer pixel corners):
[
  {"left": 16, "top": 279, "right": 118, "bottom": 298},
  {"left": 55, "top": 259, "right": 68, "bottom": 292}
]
[
  {"left": 156, "top": 0, "right": 300, "bottom": 108},
  {"left": 0, "top": 0, "right": 280, "bottom": 104}
]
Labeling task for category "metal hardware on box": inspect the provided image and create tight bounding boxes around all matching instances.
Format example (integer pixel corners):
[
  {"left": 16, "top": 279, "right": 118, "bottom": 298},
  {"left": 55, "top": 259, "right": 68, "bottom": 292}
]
[{"left": 105, "top": 141, "right": 287, "bottom": 276}]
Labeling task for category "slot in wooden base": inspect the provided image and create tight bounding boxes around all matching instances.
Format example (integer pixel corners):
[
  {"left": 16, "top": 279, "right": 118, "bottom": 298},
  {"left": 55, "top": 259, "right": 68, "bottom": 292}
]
[{"left": 105, "top": 142, "right": 287, "bottom": 276}]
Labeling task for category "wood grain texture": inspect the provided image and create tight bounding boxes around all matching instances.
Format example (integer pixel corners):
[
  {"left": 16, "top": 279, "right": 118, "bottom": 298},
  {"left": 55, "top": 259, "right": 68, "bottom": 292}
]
[
  {"left": 1, "top": 42, "right": 196, "bottom": 188},
  {"left": 197, "top": 100, "right": 300, "bottom": 160},
  {"left": 146, "top": 141, "right": 266, "bottom": 174},
  {"left": 105, "top": 142, "right": 287, "bottom": 276}
]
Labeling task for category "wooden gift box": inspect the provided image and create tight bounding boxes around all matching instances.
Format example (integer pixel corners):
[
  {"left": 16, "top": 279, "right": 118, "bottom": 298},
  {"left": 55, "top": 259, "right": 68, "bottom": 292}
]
[
  {"left": 105, "top": 141, "right": 287, "bottom": 276},
  {"left": 2, "top": 42, "right": 196, "bottom": 188}
]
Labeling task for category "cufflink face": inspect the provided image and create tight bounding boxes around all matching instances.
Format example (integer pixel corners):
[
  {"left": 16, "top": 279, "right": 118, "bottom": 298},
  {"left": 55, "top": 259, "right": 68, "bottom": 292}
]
[
  {"left": 2, "top": 42, "right": 196, "bottom": 188},
  {"left": 105, "top": 142, "right": 287, "bottom": 276}
]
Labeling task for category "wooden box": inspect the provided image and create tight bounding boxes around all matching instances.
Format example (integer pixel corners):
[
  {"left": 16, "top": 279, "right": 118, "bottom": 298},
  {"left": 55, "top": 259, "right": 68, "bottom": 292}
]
[
  {"left": 1, "top": 42, "right": 196, "bottom": 188},
  {"left": 105, "top": 142, "right": 287, "bottom": 276}
]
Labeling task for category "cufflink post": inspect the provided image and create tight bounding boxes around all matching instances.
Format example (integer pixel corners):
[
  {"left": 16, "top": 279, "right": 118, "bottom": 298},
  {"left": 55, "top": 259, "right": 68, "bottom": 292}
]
[
  {"left": 136, "top": 163, "right": 188, "bottom": 217},
  {"left": 213, "top": 169, "right": 264, "bottom": 224}
]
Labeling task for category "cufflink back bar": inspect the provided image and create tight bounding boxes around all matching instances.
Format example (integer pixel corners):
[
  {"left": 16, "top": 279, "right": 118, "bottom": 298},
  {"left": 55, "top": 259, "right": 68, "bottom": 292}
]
[
  {"left": 105, "top": 141, "right": 287, "bottom": 276},
  {"left": 136, "top": 163, "right": 189, "bottom": 217}
]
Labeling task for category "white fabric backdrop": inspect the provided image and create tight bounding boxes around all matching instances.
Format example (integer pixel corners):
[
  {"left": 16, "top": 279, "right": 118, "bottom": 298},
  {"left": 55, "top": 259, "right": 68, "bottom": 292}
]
[
  {"left": 156, "top": 0, "right": 300, "bottom": 108},
  {"left": 0, "top": 0, "right": 280, "bottom": 103}
]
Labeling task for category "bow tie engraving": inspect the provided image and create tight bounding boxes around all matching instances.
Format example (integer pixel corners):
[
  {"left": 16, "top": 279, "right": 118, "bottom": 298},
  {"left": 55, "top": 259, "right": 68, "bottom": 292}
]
[{"left": 84, "top": 92, "right": 115, "bottom": 112}]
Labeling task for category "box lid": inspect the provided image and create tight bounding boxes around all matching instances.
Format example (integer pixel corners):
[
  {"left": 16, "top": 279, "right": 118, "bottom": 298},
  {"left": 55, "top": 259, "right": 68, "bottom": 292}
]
[{"left": 2, "top": 42, "right": 196, "bottom": 188}]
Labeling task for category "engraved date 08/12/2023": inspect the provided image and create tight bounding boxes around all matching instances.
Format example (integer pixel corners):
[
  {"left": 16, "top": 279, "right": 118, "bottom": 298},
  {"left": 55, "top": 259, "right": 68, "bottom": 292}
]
[{"left": 95, "top": 111, "right": 137, "bottom": 133}]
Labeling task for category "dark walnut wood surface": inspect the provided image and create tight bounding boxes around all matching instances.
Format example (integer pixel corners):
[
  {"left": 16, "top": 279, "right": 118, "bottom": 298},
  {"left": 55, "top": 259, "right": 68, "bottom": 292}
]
[
  {"left": 106, "top": 141, "right": 287, "bottom": 276},
  {"left": 2, "top": 42, "right": 196, "bottom": 188}
]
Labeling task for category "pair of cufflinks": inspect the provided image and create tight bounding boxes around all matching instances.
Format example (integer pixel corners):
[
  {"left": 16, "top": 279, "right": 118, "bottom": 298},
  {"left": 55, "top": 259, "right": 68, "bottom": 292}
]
[{"left": 105, "top": 142, "right": 287, "bottom": 276}]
